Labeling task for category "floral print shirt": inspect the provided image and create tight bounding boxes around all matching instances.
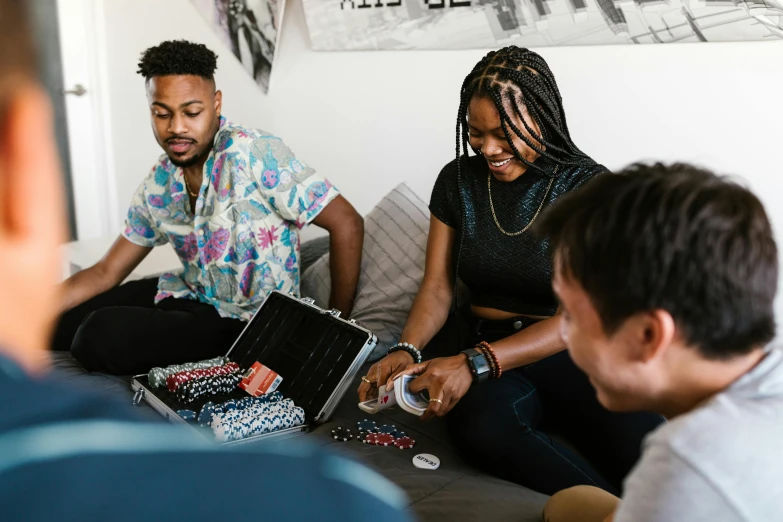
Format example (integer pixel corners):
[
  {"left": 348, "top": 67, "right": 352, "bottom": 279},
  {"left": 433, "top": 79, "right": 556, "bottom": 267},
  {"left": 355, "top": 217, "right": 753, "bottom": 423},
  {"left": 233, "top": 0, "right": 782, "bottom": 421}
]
[{"left": 123, "top": 117, "right": 339, "bottom": 321}]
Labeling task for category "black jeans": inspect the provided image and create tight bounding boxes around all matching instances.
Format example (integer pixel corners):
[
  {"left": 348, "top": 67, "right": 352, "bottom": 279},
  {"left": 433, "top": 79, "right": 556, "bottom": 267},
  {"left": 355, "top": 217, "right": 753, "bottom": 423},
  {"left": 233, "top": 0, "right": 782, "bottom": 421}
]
[
  {"left": 427, "top": 311, "right": 663, "bottom": 496},
  {"left": 52, "top": 278, "right": 247, "bottom": 375}
]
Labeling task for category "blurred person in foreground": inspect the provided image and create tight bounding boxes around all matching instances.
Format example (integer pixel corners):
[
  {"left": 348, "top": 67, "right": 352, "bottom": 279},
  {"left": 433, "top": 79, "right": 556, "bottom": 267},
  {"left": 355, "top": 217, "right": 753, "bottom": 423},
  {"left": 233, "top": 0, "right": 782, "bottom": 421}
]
[
  {"left": 0, "top": 2, "right": 409, "bottom": 521},
  {"left": 540, "top": 163, "right": 783, "bottom": 522}
]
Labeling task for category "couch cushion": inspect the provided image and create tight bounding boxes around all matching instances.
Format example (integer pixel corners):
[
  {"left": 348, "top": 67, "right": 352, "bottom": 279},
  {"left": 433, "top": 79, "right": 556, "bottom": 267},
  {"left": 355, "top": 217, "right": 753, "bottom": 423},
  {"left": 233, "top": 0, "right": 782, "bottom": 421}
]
[
  {"left": 312, "top": 372, "right": 549, "bottom": 522},
  {"left": 301, "top": 183, "right": 429, "bottom": 360},
  {"left": 300, "top": 236, "right": 330, "bottom": 273}
]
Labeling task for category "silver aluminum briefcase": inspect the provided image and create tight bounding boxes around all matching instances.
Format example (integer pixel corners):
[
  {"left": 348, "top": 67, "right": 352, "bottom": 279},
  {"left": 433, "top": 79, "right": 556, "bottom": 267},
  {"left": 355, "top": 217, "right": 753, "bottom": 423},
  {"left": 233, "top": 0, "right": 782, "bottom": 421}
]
[{"left": 131, "top": 291, "right": 377, "bottom": 445}]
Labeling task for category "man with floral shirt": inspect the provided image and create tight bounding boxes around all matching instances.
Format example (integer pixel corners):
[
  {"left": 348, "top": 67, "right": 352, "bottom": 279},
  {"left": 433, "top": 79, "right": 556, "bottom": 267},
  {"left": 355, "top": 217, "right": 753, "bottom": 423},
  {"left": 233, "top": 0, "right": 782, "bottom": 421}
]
[{"left": 55, "top": 40, "right": 364, "bottom": 375}]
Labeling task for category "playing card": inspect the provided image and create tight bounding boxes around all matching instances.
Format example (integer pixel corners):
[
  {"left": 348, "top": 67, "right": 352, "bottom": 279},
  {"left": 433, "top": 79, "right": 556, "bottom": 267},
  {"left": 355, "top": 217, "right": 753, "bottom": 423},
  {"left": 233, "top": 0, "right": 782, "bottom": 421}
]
[
  {"left": 357, "top": 384, "right": 398, "bottom": 414},
  {"left": 358, "top": 399, "right": 379, "bottom": 414},
  {"left": 377, "top": 384, "right": 398, "bottom": 410},
  {"left": 394, "top": 375, "right": 429, "bottom": 416}
]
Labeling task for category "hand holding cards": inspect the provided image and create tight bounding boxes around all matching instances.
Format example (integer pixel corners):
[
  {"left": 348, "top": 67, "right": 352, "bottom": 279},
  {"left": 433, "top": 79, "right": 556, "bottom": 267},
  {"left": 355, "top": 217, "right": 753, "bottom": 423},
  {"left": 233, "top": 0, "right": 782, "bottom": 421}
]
[
  {"left": 394, "top": 375, "right": 430, "bottom": 416},
  {"left": 358, "top": 374, "right": 429, "bottom": 416},
  {"left": 358, "top": 383, "right": 398, "bottom": 414}
]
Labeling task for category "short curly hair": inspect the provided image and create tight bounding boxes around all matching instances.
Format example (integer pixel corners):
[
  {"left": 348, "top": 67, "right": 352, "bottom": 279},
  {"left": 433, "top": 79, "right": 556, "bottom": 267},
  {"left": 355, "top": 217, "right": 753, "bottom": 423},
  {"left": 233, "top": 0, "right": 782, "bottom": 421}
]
[
  {"left": 538, "top": 162, "right": 778, "bottom": 359},
  {"left": 137, "top": 40, "right": 218, "bottom": 80}
]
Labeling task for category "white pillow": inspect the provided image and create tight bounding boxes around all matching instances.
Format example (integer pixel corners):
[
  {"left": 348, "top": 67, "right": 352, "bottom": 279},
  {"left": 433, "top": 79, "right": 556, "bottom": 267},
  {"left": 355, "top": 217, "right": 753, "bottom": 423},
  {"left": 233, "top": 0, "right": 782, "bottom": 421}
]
[{"left": 301, "top": 183, "right": 429, "bottom": 360}]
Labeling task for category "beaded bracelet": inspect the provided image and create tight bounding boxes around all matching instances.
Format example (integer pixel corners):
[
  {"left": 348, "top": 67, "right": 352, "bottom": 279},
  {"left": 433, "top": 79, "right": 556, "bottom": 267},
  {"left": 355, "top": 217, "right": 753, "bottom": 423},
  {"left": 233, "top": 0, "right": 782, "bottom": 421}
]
[
  {"left": 476, "top": 341, "right": 502, "bottom": 379},
  {"left": 478, "top": 344, "right": 497, "bottom": 378},
  {"left": 388, "top": 342, "right": 422, "bottom": 364}
]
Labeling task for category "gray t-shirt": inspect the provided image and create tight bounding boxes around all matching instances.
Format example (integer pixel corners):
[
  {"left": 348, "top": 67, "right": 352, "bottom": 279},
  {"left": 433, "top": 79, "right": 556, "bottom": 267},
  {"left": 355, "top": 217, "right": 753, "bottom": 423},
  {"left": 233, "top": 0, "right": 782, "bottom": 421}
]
[{"left": 615, "top": 349, "right": 783, "bottom": 522}]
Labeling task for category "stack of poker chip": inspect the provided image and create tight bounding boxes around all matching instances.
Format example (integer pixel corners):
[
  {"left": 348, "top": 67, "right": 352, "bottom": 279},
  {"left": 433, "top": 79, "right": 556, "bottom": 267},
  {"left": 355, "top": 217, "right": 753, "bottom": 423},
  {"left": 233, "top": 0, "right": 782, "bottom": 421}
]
[
  {"left": 166, "top": 362, "right": 240, "bottom": 392},
  {"left": 175, "top": 372, "right": 242, "bottom": 404},
  {"left": 211, "top": 398, "right": 305, "bottom": 443},
  {"left": 148, "top": 356, "right": 230, "bottom": 388},
  {"left": 197, "top": 391, "right": 284, "bottom": 427}
]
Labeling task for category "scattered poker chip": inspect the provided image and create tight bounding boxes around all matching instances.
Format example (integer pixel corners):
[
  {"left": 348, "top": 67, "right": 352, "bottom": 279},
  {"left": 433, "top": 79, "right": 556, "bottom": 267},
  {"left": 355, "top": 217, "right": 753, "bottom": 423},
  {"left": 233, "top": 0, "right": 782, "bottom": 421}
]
[
  {"left": 373, "top": 433, "right": 396, "bottom": 447},
  {"left": 363, "top": 433, "right": 378, "bottom": 444},
  {"left": 412, "top": 453, "right": 440, "bottom": 470},
  {"left": 394, "top": 436, "right": 416, "bottom": 450},
  {"left": 331, "top": 427, "right": 353, "bottom": 442},
  {"left": 356, "top": 430, "right": 368, "bottom": 442},
  {"left": 378, "top": 424, "right": 398, "bottom": 436},
  {"left": 176, "top": 409, "right": 197, "bottom": 421},
  {"left": 357, "top": 419, "right": 377, "bottom": 433}
]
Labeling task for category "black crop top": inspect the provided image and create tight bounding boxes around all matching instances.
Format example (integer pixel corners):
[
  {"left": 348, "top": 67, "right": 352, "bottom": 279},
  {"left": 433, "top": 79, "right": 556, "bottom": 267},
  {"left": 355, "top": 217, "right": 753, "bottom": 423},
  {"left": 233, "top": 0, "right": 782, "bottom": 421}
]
[{"left": 429, "top": 154, "right": 607, "bottom": 316}]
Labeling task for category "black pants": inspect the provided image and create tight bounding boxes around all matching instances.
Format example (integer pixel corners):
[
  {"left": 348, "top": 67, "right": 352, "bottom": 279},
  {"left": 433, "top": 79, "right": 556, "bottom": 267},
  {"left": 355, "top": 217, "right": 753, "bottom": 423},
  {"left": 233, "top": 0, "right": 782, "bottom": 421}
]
[
  {"left": 428, "top": 311, "right": 663, "bottom": 496},
  {"left": 52, "top": 278, "right": 247, "bottom": 375}
]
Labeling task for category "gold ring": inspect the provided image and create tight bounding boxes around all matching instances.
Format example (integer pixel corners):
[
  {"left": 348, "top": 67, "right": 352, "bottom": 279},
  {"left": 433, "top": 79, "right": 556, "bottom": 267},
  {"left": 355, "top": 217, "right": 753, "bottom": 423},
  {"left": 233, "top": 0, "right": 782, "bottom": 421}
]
[
  {"left": 361, "top": 376, "right": 372, "bottom": 385},
  {"left": 429, "top": 398, "right": 443, "bottom": 405}
]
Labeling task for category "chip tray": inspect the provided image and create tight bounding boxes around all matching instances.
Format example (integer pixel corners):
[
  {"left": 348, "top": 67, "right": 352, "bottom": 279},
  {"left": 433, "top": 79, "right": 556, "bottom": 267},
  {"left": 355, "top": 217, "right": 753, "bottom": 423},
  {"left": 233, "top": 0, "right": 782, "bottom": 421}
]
[{"left": 131, "top": 291, "right": 377, "bottom": 445}]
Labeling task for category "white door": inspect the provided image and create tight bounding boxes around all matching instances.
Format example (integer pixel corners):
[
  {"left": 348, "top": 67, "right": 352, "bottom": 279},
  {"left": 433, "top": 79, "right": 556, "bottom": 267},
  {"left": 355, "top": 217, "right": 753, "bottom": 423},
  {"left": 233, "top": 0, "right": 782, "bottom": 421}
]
[{"left": 56, "top": 0, "right": 120, "bottom": 241}]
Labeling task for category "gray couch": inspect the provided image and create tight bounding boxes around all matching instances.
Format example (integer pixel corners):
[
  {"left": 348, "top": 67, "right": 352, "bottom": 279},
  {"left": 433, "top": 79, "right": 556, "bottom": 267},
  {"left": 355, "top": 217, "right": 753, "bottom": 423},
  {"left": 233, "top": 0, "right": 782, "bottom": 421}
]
[{"left": 50, "top": 232, "right": 548, "bottom": 522}]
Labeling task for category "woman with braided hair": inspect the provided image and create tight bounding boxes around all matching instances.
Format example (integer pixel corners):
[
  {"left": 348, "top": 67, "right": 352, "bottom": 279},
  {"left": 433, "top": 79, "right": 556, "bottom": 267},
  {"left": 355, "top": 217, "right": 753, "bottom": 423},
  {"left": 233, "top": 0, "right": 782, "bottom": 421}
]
[{"left": 358, "top": 46, "right": 662, "bottom": 495}]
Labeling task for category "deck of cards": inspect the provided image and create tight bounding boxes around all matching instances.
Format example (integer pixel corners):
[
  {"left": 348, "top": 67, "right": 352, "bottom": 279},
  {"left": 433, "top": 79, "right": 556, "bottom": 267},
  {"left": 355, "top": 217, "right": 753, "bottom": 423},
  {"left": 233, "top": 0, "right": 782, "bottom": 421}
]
[{"left": 359, "top": 375, "right": 430, "bottom": 417}]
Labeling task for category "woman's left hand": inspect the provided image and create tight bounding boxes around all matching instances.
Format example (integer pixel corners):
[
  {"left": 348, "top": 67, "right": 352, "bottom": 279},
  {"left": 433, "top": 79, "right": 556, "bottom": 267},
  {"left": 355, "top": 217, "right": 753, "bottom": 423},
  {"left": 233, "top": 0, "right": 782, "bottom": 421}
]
[{"left": 388, "top": 355, "right": 473, "bottom": 421}]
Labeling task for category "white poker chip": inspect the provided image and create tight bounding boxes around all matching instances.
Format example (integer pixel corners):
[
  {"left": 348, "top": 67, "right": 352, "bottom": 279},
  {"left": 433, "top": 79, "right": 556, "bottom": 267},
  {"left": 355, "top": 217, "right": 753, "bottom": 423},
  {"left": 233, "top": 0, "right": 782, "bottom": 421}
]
[{"left": 412, "top": 453, "right": 440, "bottom": 470}]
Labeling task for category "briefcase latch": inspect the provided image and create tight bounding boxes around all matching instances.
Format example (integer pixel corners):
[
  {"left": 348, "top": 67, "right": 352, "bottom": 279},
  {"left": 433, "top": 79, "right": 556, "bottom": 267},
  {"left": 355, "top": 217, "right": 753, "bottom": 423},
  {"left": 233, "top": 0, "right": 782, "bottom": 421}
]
[
  {"left": 132, "top": 388, "right": 145, "bottom": 407},
  {"left": 326, "top": 309, "right": 342, "bottom": 318}
]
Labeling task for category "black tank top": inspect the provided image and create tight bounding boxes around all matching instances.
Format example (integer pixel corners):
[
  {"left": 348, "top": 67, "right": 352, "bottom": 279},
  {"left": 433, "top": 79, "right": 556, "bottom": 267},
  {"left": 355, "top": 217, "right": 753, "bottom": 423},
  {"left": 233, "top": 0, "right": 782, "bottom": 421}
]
[{"left": 429, "top": 154, "right": 607, "bottom": 316}]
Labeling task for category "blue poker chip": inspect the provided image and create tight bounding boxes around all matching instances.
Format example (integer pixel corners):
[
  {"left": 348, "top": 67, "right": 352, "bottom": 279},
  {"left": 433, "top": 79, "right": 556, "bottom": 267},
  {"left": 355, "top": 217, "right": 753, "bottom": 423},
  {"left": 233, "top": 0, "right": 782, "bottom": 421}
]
[
  {"left": 177, "top": 409, "right": 197, "bottom": 421},
  {"left": 357, "top": 419, "right": 377, "bottom": 432},
  {"left": 379, "top": 424, "right": 398, "bottom": 436},
  {"left": 197, "top": 402, "right": 216, "bottom": 425}
]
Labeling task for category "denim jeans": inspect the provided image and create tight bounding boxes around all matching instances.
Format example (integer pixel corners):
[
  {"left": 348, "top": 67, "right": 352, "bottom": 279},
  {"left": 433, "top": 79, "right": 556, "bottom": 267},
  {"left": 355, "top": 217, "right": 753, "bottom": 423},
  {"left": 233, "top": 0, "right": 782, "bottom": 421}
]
[{"left": 426, "top": 310, "right": 663, "bottom": 496}]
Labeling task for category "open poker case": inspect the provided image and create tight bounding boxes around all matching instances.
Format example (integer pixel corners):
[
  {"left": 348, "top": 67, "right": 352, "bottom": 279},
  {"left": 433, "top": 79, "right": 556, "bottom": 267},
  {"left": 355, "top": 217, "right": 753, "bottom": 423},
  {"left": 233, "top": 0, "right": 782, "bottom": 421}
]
[{"left": 131, "top": 291, "right": 377, "bottom": 445}]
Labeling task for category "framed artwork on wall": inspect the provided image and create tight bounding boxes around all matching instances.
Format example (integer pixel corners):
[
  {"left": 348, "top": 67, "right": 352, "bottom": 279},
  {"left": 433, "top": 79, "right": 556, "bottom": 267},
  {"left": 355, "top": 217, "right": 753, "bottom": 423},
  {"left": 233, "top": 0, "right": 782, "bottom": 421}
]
[
  {"left": 302, "top": 0, "right": 783, "bottom": 50},
  {"left": 191, "top": 0, "right": 287, "bottom": 93}
]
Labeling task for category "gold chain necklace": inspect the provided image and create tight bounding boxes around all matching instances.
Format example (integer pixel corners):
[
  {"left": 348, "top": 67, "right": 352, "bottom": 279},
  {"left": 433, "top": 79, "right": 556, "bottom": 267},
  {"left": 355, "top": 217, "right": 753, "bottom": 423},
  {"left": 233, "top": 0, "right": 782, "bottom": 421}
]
[
  {"left": 184, "top": 174, "right": 199, "bottom": 197},
  {"left": 487, "top": 165, "right": 558, "bottom": 237}
]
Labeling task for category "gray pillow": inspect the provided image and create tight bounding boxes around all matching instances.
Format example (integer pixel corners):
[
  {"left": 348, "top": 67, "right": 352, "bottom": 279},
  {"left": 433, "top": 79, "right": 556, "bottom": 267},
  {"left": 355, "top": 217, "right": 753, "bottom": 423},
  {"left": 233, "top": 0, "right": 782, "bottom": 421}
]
[
  {"left": 300, "top": 236, "right": 330, "bottom": 273},
  {"left": 301, "top": 183, "right": 429, "bottom": 360}
]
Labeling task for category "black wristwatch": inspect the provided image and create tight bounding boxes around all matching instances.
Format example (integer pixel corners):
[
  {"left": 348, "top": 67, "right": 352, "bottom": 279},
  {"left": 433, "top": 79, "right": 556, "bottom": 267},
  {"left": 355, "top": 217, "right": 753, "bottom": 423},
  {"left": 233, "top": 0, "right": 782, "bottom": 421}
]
[{"left": 461, "top": 348, "right": 491, "bottom": 384}]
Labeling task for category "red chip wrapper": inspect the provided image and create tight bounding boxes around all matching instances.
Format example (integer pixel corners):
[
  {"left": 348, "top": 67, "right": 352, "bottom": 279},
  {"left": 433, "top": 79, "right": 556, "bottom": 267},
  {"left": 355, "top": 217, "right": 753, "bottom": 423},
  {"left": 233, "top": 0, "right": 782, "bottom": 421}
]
[{"left": 239, "top": 362, "right": 283, "bottom": 397}]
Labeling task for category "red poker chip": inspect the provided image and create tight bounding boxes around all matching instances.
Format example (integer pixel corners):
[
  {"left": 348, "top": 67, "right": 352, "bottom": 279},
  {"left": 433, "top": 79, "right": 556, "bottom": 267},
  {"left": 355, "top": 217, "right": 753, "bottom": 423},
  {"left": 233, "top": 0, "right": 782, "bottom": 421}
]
[
  {"left": 363, "top": 433, "right": 378, "bottom": 444},
  {"left": 394, "top": 436, "right": 416, "bottom": 450},
  {"left": 373, "top": 433, "right": 395, "bottom": 447}
]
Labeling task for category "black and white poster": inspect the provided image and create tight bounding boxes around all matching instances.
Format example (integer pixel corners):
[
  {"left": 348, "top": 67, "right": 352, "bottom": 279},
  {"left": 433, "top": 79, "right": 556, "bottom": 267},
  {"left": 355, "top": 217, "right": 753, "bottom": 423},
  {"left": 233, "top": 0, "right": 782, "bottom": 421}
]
[
  {"left": 302, "top": 0, "right": 783, "bottom": 50},
  {"left": 191, "top": 0, "right": 286, "bottom": 93}
]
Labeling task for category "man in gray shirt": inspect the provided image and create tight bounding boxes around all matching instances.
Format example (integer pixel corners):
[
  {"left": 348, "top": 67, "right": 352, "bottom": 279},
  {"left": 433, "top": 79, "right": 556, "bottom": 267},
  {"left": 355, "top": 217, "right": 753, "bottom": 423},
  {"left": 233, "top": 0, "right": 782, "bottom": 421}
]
[{"left": 536, "top": 163, "right": 783, "bottom": 522}]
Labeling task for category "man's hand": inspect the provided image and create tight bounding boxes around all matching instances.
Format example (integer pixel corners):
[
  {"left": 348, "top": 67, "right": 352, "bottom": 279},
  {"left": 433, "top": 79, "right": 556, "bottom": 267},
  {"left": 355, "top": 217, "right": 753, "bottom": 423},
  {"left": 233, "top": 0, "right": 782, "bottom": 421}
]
[
  {"left": 388, "top": 355, "right": 473, "bottom": 421},
  {"left": 357, "top": 350, "right": 413, "bottom": 402}
]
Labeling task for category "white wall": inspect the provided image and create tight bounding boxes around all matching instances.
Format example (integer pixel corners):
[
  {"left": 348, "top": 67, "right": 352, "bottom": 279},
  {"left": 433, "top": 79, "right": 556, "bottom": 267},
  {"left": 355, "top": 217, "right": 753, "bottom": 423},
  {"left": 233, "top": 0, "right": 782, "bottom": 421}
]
[{"left": 97, "top": 0, "right": 783, "bottom": 320}]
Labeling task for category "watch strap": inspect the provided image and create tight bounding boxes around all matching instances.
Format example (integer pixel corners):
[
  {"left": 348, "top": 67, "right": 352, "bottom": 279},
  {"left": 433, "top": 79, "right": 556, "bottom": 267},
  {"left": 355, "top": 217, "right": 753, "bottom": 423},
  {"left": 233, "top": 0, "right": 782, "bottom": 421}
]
[{"left": 461, "top": 348, "right": 491, "bottom": 384}]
